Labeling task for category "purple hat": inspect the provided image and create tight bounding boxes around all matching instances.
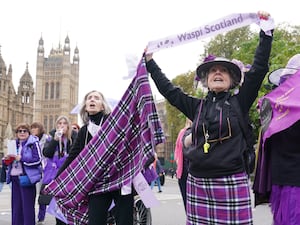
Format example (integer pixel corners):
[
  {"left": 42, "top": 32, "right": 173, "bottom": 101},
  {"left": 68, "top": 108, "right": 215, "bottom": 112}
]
[
  {"left": 269, "top": 54, "right": 300, "bottom": 86},
  {"left": 196, "top": 55, "right": 242, "bottom": 89}
]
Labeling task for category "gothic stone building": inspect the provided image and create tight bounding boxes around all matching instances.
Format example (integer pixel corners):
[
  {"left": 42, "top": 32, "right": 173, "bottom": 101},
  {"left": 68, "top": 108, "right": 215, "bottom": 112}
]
[
  {"left": 0, "top": 50, "right": 34, "bottom": 158},
  {"left": 0, "top": 36, "right": 79, "bottom": 158},
  {"left": 34, "top": 36, "right": 79, "bottom": 132}
]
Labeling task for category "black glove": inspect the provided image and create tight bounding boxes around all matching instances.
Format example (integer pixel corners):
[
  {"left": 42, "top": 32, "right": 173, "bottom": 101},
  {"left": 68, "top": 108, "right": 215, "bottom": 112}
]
[
  {"left": 244, "top": 149, "right": 256, "bottom": 175},
  {"left": 248, "top": 150, "right": 256, "bottom": 174}
]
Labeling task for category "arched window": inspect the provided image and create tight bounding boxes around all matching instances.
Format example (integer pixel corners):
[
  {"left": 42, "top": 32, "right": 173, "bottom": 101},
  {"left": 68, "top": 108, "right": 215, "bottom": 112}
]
[
  {"left": 45, "top": 82, "right": 49, "bottom": 99},
  {"left": 56, "top": 82, "right": 60, "bottom": 98},
  {"left": 50, "top": 82, "right": 54, "bottom": 99},
  {"left": 26, "top": 93, "right": 30, "bottom": 103},
  {"left": 21, "top": 93, "right": 25, "bottom": 103}
]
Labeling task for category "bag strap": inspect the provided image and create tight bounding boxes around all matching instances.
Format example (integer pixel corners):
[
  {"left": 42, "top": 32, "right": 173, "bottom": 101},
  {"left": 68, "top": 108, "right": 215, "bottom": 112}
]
[
  {"left": 192, "top": 99, "right": 205, "bottom": 145},
  {"left": 229, "top": 96, "right": 254, "bottom": 150}
]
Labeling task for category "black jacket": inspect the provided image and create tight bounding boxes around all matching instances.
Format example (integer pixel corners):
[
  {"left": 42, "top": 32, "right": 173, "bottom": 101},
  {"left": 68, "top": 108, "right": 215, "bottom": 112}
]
[
  {"left": 43, "top": 129, "right": 77, "bottom": 158},
  {"left": 57, "top": 112, "right": 110, "bottom": 176},
  {"left": 146, "top": 30, "right": 273, "bottom": 178}
]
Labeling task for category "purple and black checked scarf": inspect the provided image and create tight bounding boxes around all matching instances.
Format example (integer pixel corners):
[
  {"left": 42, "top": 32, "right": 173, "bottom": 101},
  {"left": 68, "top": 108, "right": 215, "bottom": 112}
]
[
  {"left": 44, "top": 57, "right": 165, "bottom": 224},
  {"left": 186, "top": 172, "right": 252, "bottom": 224}
]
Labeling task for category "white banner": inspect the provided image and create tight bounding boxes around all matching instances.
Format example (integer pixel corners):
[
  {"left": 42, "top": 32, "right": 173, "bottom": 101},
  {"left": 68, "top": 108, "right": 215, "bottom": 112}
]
[
  {"left": 147, "top": 13, "right": 274, "bottom": 53},
  {"left": 133, "top": 172, "right": 160, "bottom": 208}
]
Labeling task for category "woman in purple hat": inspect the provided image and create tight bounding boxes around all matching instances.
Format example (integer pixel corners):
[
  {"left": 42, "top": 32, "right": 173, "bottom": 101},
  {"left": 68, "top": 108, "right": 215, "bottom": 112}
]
[{"left": 146, "top": 11, "right": 273, "bottom": 225}]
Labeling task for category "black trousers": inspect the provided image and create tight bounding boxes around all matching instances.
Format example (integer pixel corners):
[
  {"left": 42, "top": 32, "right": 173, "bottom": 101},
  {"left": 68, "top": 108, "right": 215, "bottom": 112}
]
[
  {"left": 56, "top": 218, "right": 67, "bottom": 225},
  {"left": 88, "top": 189, "right": 134, "bottom": 225}
]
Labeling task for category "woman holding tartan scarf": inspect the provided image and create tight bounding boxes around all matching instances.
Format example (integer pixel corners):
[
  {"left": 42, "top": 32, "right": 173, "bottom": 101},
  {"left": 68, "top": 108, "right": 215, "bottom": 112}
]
[
  {"left": 56, "top": 90, "right": 134, "bottom": 225},
  {"left": 146, "top": 11, "right": 273, "bottom": 225}
]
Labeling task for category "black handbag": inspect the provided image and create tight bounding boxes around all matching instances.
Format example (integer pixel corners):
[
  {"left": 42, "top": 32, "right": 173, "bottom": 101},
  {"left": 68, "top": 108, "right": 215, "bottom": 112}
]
[
  {"left": 38, "top": 194, "right": 53, "bottom": 205},
  {"left": 38, "top": 184, "right": 53, "bottom": 205}
]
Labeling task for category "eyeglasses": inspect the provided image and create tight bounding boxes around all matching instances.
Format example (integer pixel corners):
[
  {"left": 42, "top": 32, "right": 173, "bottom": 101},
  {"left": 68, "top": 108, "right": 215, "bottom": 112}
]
[
  {"left": 17, "top": 129, "right": 29, "bottom": 134},
  {"left": 203, "top": 118, "right": 232, "bottom": 143}
]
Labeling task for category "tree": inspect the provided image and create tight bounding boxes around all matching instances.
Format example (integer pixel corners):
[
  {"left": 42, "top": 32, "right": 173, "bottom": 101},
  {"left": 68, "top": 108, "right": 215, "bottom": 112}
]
[{"left": 203, "top": 27, "right": 254, "bottom": 60}]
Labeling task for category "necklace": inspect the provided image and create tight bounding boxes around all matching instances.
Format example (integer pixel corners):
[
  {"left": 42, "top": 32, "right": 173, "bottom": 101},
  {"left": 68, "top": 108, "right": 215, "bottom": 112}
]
[{"left": 202, "top": 124, "right": 210, "bottom": 153}]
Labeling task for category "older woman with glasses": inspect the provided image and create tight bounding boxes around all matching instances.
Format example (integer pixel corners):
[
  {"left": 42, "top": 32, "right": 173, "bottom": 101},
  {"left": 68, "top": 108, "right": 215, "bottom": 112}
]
[
  {"left": 145, "top": 11, "right": 273, "bottom": 225},
  {"left": 3, "top": 122, "right": 42, "bottom": 225}
]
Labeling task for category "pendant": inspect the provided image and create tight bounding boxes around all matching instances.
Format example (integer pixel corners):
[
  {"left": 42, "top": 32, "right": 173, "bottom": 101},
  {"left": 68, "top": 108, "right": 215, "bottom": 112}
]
[{"left": 203, "top": 142, "right": 210, "bottom": 153}]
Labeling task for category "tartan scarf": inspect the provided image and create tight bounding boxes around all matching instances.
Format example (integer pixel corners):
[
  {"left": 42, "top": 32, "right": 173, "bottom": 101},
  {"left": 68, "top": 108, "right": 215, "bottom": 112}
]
[{"left": 44, "top": 57, "right": 165, "bottom": 224}]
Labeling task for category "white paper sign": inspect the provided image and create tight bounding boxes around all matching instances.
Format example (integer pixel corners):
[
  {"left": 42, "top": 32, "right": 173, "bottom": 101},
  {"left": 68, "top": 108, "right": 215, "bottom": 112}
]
[
  {"left": 7, "top": 140, "right": 17, "bottom": 156},
  {"left": 133, "top": 172, "right": 160, "bottom": 208}
]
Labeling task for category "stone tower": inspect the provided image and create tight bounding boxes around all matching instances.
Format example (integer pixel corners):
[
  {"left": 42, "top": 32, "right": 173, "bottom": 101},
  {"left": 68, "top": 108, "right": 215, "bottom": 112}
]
[
  {"left": 34, "top": 36, "right": 79, "bottom": 132},
  {"left": 0, "top": 47, "right": 34, "bottom": 158},
  {"left": 17, "top": 62, "right": 35, "bottom": 123}
]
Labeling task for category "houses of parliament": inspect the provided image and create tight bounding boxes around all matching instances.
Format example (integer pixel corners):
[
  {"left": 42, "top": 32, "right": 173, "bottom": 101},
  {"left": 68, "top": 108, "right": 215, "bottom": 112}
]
[
  {"left": 0, "top": 36, "right": 171, "bottom": 166},
  {"left": 0, "top": 35, "right": 79, "bottom": 158}
]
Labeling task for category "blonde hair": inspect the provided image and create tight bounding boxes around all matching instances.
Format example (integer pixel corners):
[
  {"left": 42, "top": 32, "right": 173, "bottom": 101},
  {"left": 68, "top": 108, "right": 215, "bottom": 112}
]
[
  {"left": 79, "top": 90, "right": 112, "bottom": 125},
  {"left": 56, "top": 115, "right": 73, "bottom": 144}
]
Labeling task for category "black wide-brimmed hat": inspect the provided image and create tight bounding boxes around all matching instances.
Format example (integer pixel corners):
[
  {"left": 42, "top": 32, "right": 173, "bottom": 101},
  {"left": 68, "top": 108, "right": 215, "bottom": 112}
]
[{"left": 196, "top": 56, "right": 242, "bottom": 89}]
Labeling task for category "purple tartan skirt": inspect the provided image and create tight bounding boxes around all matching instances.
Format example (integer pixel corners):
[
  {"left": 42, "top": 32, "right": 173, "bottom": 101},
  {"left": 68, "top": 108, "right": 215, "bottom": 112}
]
[
  {"left": 186, "top": 172, "right": 252, "bottom": 225},
  {"left": 270, "top": 185, "right": 300, "bottom": 225}
]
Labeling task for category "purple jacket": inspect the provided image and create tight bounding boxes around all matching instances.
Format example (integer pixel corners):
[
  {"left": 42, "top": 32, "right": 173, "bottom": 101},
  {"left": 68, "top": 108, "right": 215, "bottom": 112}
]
[{"left": 6, "top": 135, "right": 42, "bottom": 184}]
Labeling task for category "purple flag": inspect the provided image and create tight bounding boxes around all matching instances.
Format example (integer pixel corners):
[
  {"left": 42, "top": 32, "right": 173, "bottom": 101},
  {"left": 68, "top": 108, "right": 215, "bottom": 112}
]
[
  {"left": 259, "top": 70, "right": 300, "bottom": 143},
  {"left": 47, "top": 198, "right": 68, "bottom": 224},
  {"left": 44, "top": 56, "right": 165, "bottom": 224},
  {"left": 253, "top": 70, "right": 300, "bottom": 200}
]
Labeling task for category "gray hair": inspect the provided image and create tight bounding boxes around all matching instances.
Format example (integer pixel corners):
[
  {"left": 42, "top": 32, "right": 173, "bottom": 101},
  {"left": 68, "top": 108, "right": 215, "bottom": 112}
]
[{"left": 79, "top": 90, "right": 112, "bottom": 125}]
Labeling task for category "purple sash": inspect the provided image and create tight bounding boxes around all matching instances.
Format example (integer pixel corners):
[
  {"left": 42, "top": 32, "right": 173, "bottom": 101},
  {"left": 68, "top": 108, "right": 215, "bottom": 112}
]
[{"left": 253, "top": 70, "right": 300, "bottom": 201}]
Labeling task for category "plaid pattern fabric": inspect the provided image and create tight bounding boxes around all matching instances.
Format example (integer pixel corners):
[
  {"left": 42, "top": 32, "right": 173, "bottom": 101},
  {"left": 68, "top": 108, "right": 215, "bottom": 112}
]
[
  {"left": 186, "top": 173, "right": 253, "bottom": 225},
  {"left": 44, "top": 57, "right": 165, "bottom": 225}
]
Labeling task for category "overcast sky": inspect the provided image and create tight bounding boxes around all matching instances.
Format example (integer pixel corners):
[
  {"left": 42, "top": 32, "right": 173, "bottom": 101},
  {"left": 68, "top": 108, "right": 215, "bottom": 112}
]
[{"left": 1, "top": 0, "right": 299, "bottom": 103}]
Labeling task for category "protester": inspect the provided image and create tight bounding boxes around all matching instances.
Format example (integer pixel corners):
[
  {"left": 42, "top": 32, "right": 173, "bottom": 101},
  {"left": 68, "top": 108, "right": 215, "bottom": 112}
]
[
  {"left": 71, "top": 122, "right": 80, "bottom": 133},
  {"left": 0, "top": 164, "right": 4, "bottom": 192},
  {"left": 150, "top": 153, "right": 163, "bottom": 193},
  {"left": 57, "top": 90, "right": 135, "bottom": 225},
  {"left": 254, "top": 54, "right": 300, "bottom": 224},
  {"left": 30, "top": 122, "right": 49, "bottom": 224},
  {"left": 145, "top": 11, "right": 273, "bottom": 224},
  {"left": 174, "top": 118, "right": 192, "bottom": 212},
  {"left": 4, "top": 122, "right": 42, "bottom": 225},
  {"left": 43, "top": 116, "right": 77, "bottom": 225},
  {"left": 0, "top": 163, "right": 11, "bottom": 191}
]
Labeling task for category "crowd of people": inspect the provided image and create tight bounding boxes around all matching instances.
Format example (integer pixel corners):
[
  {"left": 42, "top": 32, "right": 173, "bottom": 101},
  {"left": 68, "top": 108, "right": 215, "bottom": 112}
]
[{"left": 1, "top": 10, "right": 300, "bottom": 225}]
